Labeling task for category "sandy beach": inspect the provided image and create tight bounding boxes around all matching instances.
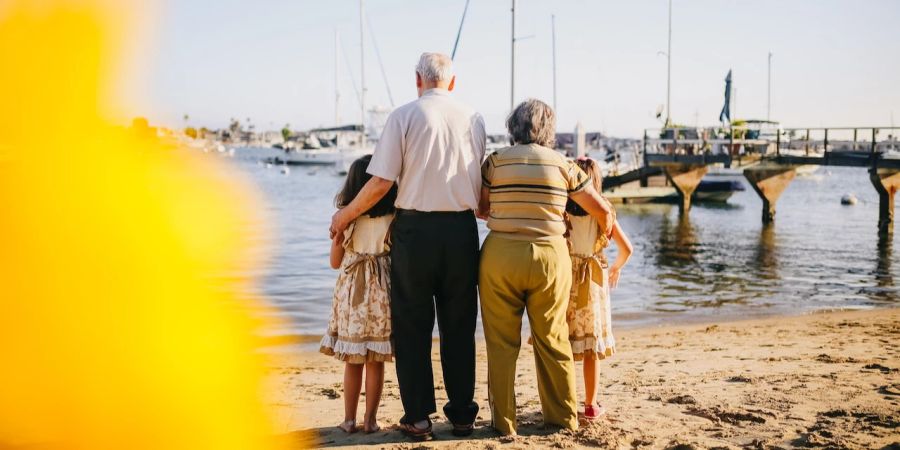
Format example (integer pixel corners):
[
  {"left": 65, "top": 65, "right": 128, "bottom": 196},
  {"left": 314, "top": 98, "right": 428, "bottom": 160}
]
[{"left": 264, "top": 308, "right": 900, "bottom": 449}]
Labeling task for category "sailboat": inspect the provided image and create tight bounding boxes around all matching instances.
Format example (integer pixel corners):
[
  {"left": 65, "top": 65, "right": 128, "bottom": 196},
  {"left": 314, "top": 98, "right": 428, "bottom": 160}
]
[
  {"left": 279, "top": 0, "right": 375, "bottom": 169},
  {"left": 332, "top": 0, "right": 378, "bottom": 175}
]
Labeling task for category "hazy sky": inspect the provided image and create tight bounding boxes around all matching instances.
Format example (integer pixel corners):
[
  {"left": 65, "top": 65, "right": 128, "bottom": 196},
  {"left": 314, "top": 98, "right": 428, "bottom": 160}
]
[{"left": 141, "top": 0, "right": 900, "bottom": 137}]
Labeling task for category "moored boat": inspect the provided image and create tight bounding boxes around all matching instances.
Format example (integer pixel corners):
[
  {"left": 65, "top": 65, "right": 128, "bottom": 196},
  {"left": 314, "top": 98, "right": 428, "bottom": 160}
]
[
  {"left": 606, "top": 179, "right": 745, "bottom": 204},
  {"left": 693, "top": 179, "right": 745, "bottom": 202}
]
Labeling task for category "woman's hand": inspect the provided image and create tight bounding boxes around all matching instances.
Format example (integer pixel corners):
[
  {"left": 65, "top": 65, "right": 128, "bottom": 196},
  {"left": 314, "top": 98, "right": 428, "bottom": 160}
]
[
  {"left": 476, "top": 186, "right": 491, "bottom": 220},
  {"left": 608, "top": 266, "right": 622, "bottom": 289}
]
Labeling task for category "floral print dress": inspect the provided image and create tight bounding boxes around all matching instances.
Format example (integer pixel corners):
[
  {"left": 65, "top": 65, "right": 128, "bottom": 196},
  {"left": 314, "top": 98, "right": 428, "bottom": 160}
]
[
  {"left": 565, "top": 201, "right": 616, "bottom": 361},
  {"left": 319, "top": 214, "right": 394, "bottom": 364}
]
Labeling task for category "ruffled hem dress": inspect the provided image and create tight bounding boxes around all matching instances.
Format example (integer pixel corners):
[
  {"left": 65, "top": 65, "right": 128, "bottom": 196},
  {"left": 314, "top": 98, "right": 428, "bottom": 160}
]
[
  {"left": 566, "top": 201, "right": 617, "bottom": 361},
  {"left": 319, "top": 214, "right": 394, "bottom": 364}
]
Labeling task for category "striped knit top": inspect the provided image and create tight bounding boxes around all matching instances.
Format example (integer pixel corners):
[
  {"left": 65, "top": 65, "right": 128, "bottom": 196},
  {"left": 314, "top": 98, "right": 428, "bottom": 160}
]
[{"left": 481, "top": 143, "right": 591, "bottom": 239}]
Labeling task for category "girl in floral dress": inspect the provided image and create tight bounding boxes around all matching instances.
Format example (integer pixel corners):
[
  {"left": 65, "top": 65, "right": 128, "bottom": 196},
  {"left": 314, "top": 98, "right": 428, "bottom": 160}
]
[
  {"left": 320, "top": 155, "right": 397, "bottom": 434},
  {"left": 565, "top": 157, "right": 633, "bottom": 420}
]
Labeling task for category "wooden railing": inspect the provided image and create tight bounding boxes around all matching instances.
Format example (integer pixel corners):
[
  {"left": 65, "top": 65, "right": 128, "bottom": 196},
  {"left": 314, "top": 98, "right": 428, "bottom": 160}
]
[{"left": 642, "top": 126, "right": 900, "bottom": 168}]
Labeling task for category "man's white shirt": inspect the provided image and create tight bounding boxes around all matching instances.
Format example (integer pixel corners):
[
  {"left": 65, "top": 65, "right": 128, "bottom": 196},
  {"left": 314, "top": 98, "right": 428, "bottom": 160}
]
[{"left": 367, "top": 88, "right": 486, "bottom": 212}]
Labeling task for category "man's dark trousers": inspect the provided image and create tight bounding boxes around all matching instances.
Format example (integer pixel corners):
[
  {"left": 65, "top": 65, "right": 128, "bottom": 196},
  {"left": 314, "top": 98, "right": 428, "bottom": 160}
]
[{"left": 390, "top": 209, "right": 479, "bottom": 425}]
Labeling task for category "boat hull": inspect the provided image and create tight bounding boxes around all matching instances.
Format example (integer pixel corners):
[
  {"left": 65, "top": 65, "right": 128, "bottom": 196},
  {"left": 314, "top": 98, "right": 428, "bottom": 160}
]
[
  {"left": 605, "top": 180, "right": 744, "bottom": 204},
  {"left": 271, "top": 157, "right": 336, "bottom": 166}
]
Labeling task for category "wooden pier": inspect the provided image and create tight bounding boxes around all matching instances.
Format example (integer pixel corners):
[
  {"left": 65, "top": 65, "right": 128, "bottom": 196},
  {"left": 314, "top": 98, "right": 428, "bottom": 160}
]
[{"left": 623, "top": 126, "right": 900, "bottom": 233}]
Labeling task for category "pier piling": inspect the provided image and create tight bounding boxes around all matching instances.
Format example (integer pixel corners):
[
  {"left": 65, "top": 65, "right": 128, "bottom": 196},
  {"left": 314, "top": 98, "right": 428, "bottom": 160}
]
[
  {"left": 743, "top": 166, "right": 797, "bottom": 223},
  {"left": 869, "top": 168, "right": 900, "bottom": 234},
  {"left": 662, "top": 164, "right": 708, "bottom": 211}
]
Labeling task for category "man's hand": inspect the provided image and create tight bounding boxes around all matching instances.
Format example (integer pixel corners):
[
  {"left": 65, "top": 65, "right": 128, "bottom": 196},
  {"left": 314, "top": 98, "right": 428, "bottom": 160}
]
[
  {"left": 330, "top": 209, "right": 351, "bottom": 240},
  {"left": 328, "top": 176, "right": 394, "bottom": 239}
]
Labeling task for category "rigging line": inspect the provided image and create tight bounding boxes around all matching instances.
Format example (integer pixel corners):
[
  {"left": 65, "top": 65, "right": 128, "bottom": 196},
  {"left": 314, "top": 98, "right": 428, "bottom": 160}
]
[
  {"left": 365, "top": 14, "right": 395, "bottom": 107},
  {"left": 451, "top": 0, "right": 471, "bottom": 61},
  {"left": 339, "top": 36, "right": 363, "bottom": 113}
]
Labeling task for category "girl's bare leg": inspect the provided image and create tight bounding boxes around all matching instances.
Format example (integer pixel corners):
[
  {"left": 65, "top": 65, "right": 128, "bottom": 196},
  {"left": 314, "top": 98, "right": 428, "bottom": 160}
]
[
  {"left": 583, "top": 357, "right": 598, "bottom": 406},
  {"left": 363, "top": 361, "right": 384, "bottom": 432},
  {"left": 341, "top": 362, "right": 364, "bottom": 432}
]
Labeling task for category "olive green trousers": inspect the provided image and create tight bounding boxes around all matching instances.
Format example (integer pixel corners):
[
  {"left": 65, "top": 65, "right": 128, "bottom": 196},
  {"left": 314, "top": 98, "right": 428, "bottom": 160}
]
[{"left": 479, "top": 233, "right": 578, "bottom": 435}]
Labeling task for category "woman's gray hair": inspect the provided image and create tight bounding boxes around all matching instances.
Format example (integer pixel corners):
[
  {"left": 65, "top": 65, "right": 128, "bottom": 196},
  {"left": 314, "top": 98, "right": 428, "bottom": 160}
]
[{"left": 506, "top": 99, "right": 556, "bottom": 148}]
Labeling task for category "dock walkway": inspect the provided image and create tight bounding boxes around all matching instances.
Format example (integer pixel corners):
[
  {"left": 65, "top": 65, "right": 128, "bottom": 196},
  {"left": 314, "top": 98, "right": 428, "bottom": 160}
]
[{"left": 607, "top": 126, "right": 900, "bottom": 233}]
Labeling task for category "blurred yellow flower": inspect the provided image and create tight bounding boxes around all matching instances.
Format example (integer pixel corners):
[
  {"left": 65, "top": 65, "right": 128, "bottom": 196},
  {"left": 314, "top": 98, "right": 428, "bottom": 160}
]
[{"left": 0, "top": 1, "right": 294, "bottom": 449}]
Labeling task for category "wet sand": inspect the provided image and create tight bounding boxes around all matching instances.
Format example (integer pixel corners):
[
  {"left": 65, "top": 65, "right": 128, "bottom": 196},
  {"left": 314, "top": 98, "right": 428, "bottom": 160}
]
[{"left": 264, "top": 308, "right": 900, "bottom": 449}]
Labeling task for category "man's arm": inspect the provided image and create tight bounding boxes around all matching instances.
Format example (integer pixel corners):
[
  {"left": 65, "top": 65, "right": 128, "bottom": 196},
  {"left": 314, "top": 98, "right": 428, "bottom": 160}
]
[
  {"left": 569, "top": 185, "right": 613, "bottom": 222},
  {"left": 329, "top": 176, "right": 393, "bottom": 239},
  {"left": 329, "top": 108, "right": 402, "bottom": 239}
]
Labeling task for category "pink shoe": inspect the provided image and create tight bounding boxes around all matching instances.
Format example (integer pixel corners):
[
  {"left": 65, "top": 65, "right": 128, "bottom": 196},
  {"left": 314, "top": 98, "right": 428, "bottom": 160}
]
[{"left": 584, "top": 404, "right": 607, "bottom": 420}]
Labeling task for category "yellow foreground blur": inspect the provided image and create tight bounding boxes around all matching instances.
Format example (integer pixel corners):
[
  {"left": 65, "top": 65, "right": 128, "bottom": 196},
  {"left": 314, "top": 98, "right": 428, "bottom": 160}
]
[{"left": 0, "top": 1, "right": 292, "bottom": 449}]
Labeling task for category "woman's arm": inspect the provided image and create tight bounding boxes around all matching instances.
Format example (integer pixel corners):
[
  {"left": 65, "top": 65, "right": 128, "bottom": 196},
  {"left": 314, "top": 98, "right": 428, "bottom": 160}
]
[
  {"left": 476, "top": 186, "right": 491, "bottom": 220},
  {"left": 607, "top": 221, "right": 633, "bottom": 289},
  {"left": 329, "top": 232, "right": 345, "bottom": 269},
  {"left": 569, "top": 185, "right": 613, "bottom": 225}
]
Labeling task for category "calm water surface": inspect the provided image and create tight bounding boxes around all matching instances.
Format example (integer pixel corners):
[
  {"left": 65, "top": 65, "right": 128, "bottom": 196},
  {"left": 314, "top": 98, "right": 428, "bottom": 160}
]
[{"left": 229, "top": 147, "right": 899, "bottom": 340}]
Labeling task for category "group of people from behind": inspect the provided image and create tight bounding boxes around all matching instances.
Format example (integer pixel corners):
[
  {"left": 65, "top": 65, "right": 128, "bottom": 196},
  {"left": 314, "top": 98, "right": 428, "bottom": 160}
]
[{"left": 319, "top": 52, "right": 633, "bottom": 440}]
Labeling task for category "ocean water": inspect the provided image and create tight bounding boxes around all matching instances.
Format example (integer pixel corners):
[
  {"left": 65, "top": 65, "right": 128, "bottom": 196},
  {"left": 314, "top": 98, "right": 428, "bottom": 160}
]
[{"left": 227, "top": 147, "right": 899, "bottom": 340}]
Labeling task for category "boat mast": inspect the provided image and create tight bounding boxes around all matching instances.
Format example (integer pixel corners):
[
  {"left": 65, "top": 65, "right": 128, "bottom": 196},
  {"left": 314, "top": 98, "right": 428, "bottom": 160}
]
[
  {"left": 551, "top": 14, "right": 557, "bottom": 113},
  {"left": 335, "top": 29, "right": 340, "bottom": 126},
  {"left": 359, "top": 0, "right": 367, "bottom": 147},
  {"left": 366, "top": 15, "right": 395, "bottom": 108},
  {"left": 767, "top": 51, "right": 772, "bottom": 121},
  {"left": 665, "top": 0, "right": 672, "bottom": 126},
  {"left": 510, "top": 0, "right": 516, "bottom": 111},
  {"left": 451, "top": 0, "right": 471, "bottom": 60}
]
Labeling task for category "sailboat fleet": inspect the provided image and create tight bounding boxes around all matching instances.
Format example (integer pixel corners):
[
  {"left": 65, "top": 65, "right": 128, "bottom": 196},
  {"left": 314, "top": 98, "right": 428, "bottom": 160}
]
[
  {"left": 267, "top": 1, "right": 811, "bottom": 203},
  {"left": 276, "top": 0, "right": 377, "bottom": 175}
]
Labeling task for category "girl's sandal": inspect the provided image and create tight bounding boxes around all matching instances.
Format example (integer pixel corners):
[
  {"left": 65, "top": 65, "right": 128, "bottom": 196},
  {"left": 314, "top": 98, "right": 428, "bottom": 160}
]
[
  {"left": 584, "top": 404, "right": 607, "bottom": 421},
  {"left": 337, "top": 420, "right": 357, "bottom": 433}
]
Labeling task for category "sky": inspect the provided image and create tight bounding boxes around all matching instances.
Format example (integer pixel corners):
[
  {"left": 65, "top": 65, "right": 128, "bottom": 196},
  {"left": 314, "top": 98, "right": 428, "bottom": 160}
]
[{"left": 135, "top": 0, "right": 900, "bottom": 138}]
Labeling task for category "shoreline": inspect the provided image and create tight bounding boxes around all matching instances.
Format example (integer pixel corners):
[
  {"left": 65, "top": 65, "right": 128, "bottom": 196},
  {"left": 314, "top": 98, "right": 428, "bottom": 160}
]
[
  {"left": 258, "top": 305, "right": 891, "bottom": 351},
  {"left": 264, "top": 308, "right": 900, "bottom": 449}
]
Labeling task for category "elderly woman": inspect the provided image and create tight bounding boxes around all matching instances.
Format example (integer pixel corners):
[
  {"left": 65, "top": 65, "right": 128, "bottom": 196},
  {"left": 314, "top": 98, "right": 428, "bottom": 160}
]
[{"left": 477, "top": 99, "right": 614, "bottom": 436}]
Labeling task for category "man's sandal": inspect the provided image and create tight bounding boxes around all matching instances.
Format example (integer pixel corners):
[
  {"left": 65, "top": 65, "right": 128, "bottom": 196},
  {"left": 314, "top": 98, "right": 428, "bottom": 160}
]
[
  {"left": 399, "top": 420, "right": 433, "bottom": 441},
  {"left": 451, "top": 422, "right": 475, "bottom": 437}
]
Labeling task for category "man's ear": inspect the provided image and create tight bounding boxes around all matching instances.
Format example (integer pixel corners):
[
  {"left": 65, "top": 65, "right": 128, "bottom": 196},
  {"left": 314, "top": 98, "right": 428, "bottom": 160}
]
[
  {"left": 448, "top": 75, "right": 456, "bottom": 92},
  {"left": 416, "top": 72, "right": 422, "bottom": 88}
]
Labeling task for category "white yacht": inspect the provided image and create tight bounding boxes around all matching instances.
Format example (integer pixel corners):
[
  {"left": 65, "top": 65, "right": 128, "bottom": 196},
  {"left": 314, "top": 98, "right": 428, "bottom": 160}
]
[
  {"left": 276, "top": 125, "right": 367, "bottom": 166},
  {"left": 280, "top": 0, "right": 387, "bottom": 175}
]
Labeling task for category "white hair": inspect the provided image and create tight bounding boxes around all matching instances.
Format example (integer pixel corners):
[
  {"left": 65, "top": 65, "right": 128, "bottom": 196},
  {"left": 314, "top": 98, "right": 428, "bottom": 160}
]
[
  {"left": 415, "top": 52, "right": 453, "bottom": 82},
  {"left": 507, "top": 99, "right": 556, "bottom": 148}
]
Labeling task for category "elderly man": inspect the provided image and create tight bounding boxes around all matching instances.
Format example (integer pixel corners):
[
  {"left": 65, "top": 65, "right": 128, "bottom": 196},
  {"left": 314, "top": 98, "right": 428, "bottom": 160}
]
[{"left": 329, "top": 52, "right": 484, "bottom": 439}]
